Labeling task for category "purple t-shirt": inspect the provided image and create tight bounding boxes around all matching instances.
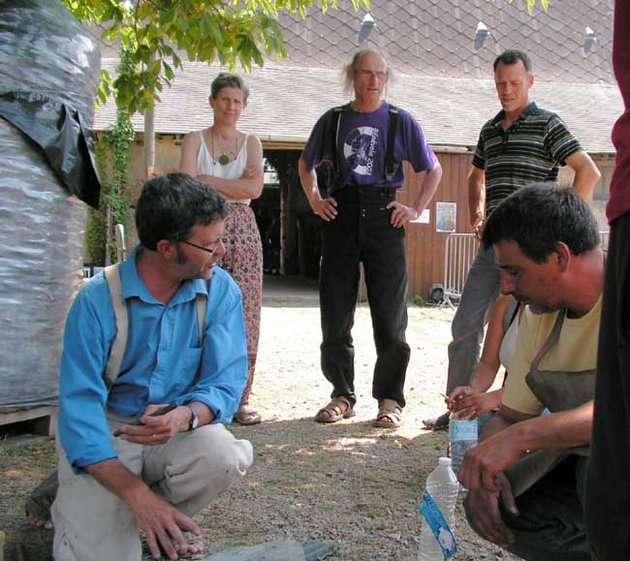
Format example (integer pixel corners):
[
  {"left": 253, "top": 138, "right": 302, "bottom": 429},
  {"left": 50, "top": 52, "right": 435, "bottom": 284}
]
[{"left": 301, "top": 102, "right": 436, "bottom": 193}]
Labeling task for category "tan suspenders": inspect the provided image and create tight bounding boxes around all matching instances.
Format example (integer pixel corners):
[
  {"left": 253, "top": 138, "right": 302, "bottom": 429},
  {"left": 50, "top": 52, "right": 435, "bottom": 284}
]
[{"left": 102, "top": 263, "right": 207, "bottom": 389}]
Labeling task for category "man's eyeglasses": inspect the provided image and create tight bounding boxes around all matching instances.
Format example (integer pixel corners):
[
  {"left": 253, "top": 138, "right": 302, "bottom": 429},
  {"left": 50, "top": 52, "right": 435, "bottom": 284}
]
[
  {"left": 179, "top": 239, "right": 221, "bottom": 255},
  {"left": 354, "top": 69, "right": 388, "bottom": 80}
]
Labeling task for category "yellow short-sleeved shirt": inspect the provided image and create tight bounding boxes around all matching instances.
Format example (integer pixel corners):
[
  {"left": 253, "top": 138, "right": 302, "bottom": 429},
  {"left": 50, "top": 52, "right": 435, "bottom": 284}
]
[{"left": 502, "top": 295, "right": 602, "bottom": 416}]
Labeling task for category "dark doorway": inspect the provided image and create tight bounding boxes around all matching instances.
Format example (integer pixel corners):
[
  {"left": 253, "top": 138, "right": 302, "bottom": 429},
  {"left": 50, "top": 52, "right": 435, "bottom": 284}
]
[
  {"left": 255, "top": 149, "right": 322, "bottom": 280},
  {"left": 251, "top": 183, "right": 281, "bottom": 275}
]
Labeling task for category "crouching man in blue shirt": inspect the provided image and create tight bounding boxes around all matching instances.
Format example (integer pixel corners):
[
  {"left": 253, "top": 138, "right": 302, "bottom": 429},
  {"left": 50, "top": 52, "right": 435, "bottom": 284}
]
[{"left": 52, "top": 173, "right": 253, "bottom": 561}]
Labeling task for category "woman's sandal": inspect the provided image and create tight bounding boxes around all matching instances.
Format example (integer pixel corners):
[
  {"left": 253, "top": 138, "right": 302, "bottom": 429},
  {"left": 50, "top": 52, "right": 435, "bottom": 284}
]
[
  {"left": 373, "top": 398, "right": 403, "bottom": 428},
  {"left": 314, "top": 396, "right": 355, "bottom": 423}
]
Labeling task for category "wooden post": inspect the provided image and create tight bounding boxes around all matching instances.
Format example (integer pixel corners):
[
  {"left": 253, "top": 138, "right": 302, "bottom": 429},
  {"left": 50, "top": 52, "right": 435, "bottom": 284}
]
[{"left": 144, "top": 107, "right": 155, "bottom": 178}]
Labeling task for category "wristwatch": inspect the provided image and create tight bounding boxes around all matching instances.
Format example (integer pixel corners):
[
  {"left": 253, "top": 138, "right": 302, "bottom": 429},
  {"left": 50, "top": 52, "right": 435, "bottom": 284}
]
[{"left": 187, "top": 405, "right": 199, "bottom": 431}]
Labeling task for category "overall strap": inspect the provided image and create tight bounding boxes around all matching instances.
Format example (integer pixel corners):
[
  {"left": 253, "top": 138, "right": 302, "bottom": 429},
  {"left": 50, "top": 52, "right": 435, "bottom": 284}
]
[
  {"left": 384, "top": 104, "right": 399, "bottom": 184},
  {"left": 191, "top": 292, "right": 208, "bottom": 386},
  {"left": 103, "top": 263, "right": 208, "bottom": 390},
  {"left": 104, "top": 263, "right": 127, "bottom": 389},
  {"left": 330, "top": 103, "right": 348, "bottom": 167},
  {"left": 196, "top": 293, "right": 207, "bottom": 348},
  {"left": 529, "top": 309, "right": 567, "bottom": 373}
]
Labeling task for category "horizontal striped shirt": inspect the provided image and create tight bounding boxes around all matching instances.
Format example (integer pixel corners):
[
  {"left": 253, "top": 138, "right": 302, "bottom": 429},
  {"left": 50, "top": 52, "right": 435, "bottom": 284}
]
[{"left": 473, "top": 102, "right": 582, "bottom": 215}]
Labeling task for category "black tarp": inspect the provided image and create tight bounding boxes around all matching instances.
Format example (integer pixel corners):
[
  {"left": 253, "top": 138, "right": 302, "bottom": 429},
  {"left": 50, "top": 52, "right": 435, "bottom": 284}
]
[{"left": 0, "top": 92, "right": 100, "bottom": 208}]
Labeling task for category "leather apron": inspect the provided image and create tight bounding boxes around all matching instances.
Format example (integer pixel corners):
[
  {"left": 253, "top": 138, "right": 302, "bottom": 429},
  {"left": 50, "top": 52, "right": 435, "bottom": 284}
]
[{"left": 504, "top": 309, "right": 596, "bottom": 497}]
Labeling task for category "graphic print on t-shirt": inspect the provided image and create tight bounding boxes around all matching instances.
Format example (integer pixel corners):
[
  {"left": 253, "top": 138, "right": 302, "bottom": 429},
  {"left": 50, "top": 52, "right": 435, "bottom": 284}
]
[{"left": 343, "top": 126, "right": 380, "bottom": 177}]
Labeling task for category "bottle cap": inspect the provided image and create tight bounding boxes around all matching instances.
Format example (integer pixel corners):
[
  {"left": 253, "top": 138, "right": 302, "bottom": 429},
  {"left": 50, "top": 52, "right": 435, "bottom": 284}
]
[{"left": 438, "top": 456, "right": 452, "bottom": 466}]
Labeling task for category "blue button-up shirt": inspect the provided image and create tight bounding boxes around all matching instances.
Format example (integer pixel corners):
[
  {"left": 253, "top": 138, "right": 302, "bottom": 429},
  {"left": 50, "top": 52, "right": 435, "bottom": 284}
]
[{"left": 57, "top": 247, "right": 247, "bottom": 470}]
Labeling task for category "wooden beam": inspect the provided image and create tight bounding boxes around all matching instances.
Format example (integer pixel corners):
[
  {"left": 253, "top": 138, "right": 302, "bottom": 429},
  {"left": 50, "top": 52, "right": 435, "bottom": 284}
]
[{"left": 0, "top": 406, "right": 57, "bottom": 437}]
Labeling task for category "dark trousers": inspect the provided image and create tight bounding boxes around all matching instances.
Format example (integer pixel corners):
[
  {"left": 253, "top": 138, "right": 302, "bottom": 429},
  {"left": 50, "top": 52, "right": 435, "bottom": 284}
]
[
  {"left": 319, "top": 186, "right": 410, "bottom": 406},
  {"left": 503, "top": 456, "right": 590, "bottom": 561},
  {"left": 586, "top": 212, "right": 630, "bottom": 560}
]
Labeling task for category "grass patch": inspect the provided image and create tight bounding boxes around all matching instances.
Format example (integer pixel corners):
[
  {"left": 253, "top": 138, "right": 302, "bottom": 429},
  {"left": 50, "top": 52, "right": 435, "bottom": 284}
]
[{"left": 0, "top": 438, "right": 55, "bottom": 459}]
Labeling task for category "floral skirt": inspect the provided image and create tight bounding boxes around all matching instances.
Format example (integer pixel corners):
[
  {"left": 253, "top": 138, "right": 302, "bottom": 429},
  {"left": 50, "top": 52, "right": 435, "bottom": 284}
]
[{"left": 221, "top": 203, "right": 263, "bottom": 403}]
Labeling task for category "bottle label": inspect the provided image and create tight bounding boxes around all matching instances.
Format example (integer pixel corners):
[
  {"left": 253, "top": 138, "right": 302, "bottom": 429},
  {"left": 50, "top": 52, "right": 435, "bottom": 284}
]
[
  {"left": 418, "top": 490, "right": 457, "bottom": 559},
  {"left": 450, "top": 419, "right": 478, "bottom": 441}
]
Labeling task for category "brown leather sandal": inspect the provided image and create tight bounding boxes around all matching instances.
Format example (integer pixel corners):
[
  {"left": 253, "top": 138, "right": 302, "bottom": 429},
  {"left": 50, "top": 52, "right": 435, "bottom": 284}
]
[
  {"left": 314, "top": 396, "right": 355, "bottom": 423},
  {"left": 374, "top": 399, "right": 403, "bottom": 428}
]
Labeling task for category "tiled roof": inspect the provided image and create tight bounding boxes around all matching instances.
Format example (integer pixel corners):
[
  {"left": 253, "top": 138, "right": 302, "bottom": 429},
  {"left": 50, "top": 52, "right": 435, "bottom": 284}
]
[
  {"left": 94, "top": 59, "right": 622, "bottom": 153},
  {"left": 93, "top": 0, "right": 621, "bottom": 153},
  {"left": 277, "top": 0, "right": 614, "bottom": 83}
]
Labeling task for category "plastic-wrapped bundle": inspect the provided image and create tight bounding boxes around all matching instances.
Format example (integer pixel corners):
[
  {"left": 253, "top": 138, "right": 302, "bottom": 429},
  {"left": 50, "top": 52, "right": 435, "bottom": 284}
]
[{"left": 0, "top": 0, "right": 101, "bottom": 411}]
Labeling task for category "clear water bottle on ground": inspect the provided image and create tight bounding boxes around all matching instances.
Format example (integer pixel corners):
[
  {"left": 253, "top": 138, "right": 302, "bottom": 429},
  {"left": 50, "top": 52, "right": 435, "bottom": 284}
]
[
  {"left": 449, "top": 410, "right": 478, "bottom": 477},
  {"left": 418, "top": 456, "right": 459, "bottom": 561}
]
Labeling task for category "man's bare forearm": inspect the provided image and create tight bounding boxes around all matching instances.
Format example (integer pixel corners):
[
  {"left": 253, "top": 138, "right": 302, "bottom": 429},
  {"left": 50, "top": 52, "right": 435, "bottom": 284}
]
[
  {"left": 86, "top": 458, "right": 150, "bottom": 506},
  {"left": 461, "top": 403, "right": 592, "bottom": 491},
  {"left": 412, "top": 160, "right": 442, "bottom": 215},
  {"left": 467, "top": 167, "right": 485, "bottom": 231},
  {"left": 508, "top": 400, "right": 594, "bottom": 452},
  {"left": 298, "top": 157, "right": 322, "bottom": 208},
  {"left": 567, "top": 150, "right": 601, "bottom": 201}
]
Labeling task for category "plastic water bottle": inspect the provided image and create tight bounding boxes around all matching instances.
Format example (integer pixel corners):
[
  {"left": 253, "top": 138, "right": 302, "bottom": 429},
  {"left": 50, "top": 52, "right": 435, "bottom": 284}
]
[
  {"left": 418, "top": 457, "right": 459, "bottom": 561},
  {"left": 449, "top": 410, "right": 478, "bottom": 477}
]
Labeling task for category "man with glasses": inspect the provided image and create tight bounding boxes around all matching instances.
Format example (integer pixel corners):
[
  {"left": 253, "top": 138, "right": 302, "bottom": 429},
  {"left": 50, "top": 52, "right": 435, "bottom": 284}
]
[
  {"left": 51, "top": 173, "right": 253, "bottom": 561},
  {"left": 299, "top": 49, "right": 442, "bottom": 429}
]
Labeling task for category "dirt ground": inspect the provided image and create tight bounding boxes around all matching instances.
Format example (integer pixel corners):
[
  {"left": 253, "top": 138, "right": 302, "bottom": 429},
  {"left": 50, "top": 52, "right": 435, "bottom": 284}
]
[{"left": 0, "top": 276, "right": 517, "bottom": 561}]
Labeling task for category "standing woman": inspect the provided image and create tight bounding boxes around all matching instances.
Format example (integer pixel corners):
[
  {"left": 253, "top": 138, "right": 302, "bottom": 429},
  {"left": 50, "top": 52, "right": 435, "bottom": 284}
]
[{"left": 180, "top": 72, "right": 264, "bottom": 425}]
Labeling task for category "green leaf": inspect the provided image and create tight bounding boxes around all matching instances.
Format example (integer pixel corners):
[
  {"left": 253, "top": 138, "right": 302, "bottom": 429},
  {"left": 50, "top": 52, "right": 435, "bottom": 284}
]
[
  {"left": 163, "top": 61, "right": 175, "bottom": 81},
  {"left": 96, "top": 69, "right": 113, "bottom": 107},
  {"left": 60, "top": 0, "right": 371, "bottom": 116}
]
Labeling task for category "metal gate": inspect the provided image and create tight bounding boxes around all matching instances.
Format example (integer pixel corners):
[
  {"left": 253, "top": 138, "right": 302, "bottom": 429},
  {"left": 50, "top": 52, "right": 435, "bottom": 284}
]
[{"left": 441, "top": 233, "right": 479, "bottom": 308}]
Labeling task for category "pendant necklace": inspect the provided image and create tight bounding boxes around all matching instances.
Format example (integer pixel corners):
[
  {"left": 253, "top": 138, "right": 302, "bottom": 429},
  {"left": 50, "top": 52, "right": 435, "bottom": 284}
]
[{"left": 211, "top": 128, "right": 237, "bottom": 166}]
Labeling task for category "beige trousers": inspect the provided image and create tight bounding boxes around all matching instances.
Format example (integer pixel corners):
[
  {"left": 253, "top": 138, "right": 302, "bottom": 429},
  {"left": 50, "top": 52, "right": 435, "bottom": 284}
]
[{"left": 51, "top": 418, "right": 253, "bottom": 561}]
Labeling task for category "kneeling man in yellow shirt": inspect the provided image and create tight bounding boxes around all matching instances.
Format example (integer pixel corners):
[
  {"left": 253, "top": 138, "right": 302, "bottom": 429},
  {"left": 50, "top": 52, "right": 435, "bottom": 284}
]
[{"left": 459, "top": 183, "right": 604, "bottom": 561}]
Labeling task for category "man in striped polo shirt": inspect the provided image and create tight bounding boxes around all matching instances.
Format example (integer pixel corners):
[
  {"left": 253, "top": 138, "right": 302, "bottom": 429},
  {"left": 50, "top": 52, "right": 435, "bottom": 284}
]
[{"left": 426, "top": 49, "right": 601, "bottom": 430}]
